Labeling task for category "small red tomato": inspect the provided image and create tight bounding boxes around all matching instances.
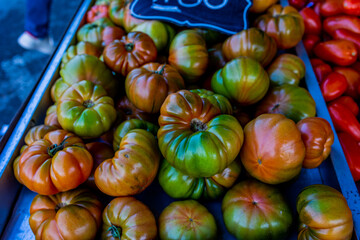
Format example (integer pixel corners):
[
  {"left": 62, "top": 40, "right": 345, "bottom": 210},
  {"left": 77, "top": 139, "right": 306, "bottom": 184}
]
[
  {"left": 329, "top": 96, "right": 359, "bottom": 116},
  {"left": 86, "top": 5, "right": 109, "bottom": 23},
  {"left": 311, "top": 58, "right": 332, "bottom": 83},
  {"left": 314, "top": 40, "right": 358, "bottom": 66},
  {"left": 303, "top": 34, "right": 321, "bottom": 55},
  {"left": 320, "top": 72, "right": 348, "bottom": 102},
  {"left": 300, "top": 8, "right": 322, "bottom": 35}
]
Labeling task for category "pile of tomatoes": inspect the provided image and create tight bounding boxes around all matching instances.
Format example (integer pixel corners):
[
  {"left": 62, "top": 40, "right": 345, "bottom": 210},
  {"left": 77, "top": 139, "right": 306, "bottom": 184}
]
[
  {"left": 290, "top": 0, "right": 360, "bottom": 182},
  {"left": 12, "top": 0, "right": 356, "bottom": 239}
]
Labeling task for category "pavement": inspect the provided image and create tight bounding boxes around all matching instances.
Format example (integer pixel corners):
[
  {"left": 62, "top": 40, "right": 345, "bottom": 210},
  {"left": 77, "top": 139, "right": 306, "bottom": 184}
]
[{"left": 0, "top": 0, "right": 82, "bottom": 133}]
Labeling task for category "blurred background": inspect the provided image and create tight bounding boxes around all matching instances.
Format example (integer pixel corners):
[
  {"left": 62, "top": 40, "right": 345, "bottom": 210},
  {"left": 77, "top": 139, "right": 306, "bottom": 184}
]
[{"left": 0, "top": 0, "right": 82, "bottom": 136}]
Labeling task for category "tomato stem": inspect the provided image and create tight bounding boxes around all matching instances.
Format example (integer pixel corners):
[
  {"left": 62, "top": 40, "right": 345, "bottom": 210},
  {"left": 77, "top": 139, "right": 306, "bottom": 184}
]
[
  {"left": 190, "top": 118, "right": 207, "bottom": 132},
  {"left": 154, "top": 64, "right": 166, "bottom": 75},
  {"left": 83, "top": 100, "right": 95, "bottom": 108},
  {"left": 47, "top": 136, "right": 71, "bottom": 157},
  {"left": 271, "top": 103, "right": 280, "bottom": 112},
  {"left": 125, "top": 43, "right": 134, "bottom": 52},
  {"left": 108, "top": 224, "right": 122, "bottom": 239}
]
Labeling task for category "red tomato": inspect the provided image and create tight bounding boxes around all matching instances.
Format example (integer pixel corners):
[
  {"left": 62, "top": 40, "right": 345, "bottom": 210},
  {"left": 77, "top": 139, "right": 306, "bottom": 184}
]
[
  {"left": 303, "top": 34, "right": 321, "bottom": 55},
  {"left": 311, "top": 58, "right": 332, "bottom": 83},
  {"left": 334, "top": 67, "right": 360, "bottom": 99},
  {"left": 314, "top": 40, "right": 358, "bottom": 66},
  {"left": 329, "top": 96, "right": 359, "bottom": 116},
  {"left": 86, "top": 5, "right": 109, "bottom": 23},
  {"left": 320, "top": 72, "right": 348, "bottom": 102},
  {"left": 300, "top": 8, "right": 322, "bottom": 35}
]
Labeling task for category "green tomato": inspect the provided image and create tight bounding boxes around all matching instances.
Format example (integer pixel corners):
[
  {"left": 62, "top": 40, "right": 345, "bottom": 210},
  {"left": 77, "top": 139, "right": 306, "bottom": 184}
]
[
  {"left": 159, "top": 159, "right": 241, "bottom": 200},
  {"left": 211, "top": 57, "right": 270, "bottom": 106},
  {"left": 57, "top": 80, "right": 117, "bottom": 138},
  {"left": 133, "top": 20, "right": 176, "bottom": 52},
  {"left": 77, "top": 18, "right": 114, "bottom": 48},
  {"left": 190, "top": 89, "right": 233, "bottom": 114},
  {"left": 255, "top": 84, "right": 316, "bottom": 122}
]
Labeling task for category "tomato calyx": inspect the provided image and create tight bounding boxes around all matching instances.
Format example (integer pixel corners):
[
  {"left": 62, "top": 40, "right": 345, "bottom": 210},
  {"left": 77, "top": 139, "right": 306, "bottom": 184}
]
[
  {"left": 271, "top": 103, "right": 280, "bottom": 112},
  {"left": 190, "top": 118, "right": 208, "bottom": 132},
  {"left": 108, "top": 224, "right": 122, "bottom": 239},
  {"left": 154, "top": 64, "right": 166, "bottom": 76},
  {"left": 47, "top": 136, "right": 71, "bottom": 157},
  {"left": 125, "top": 43, "right": 134, "bottom": 52},
  {"left": 83, "top": 100, "right": 95, "bottom": 108},
  {"left": 55, "top": 202, "right": 66, "bottom": 212}
]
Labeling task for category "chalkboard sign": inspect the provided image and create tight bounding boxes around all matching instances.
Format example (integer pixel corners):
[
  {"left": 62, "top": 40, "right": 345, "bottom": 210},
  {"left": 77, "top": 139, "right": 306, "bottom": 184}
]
[{"left": 130, "top": 0, "right": 253, "bottom": 35}]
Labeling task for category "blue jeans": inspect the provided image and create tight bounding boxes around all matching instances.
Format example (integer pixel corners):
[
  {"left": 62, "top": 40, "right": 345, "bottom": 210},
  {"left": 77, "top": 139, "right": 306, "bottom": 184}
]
[{"left": 25, "top": 0, "right": 52, "bottom": 38}]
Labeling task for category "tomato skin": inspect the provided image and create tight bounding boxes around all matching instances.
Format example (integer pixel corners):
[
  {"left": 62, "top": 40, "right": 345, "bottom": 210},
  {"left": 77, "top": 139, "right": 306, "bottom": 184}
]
[
  {"left": 108, "top": 0, "right": 126, "bottom": 26},
  {"left": 320, "top": 72, "right": 348, "bottom": 102},
  {"left": 222, "top": 28, "right": 277, "bottom": 67},
  {"left": 334, "top": 67, "right": 360, "bottom": 99},
  {"left": 122, "top": 2, "right": 144, "bottom": 32},
  {"left": 44, "top": 105, "right": 61, "bottom": 128},
  {"left": 102, "top": 197, "right": 157, "bottom": 239},
  {"left": 125, "top": 63, "right": 184, "bottom": 114},
  {"left": 133, "top": 20, "right": 176, "bottom": 52},
  {"left": 222, "top": 180, "right": 293, "bottom": 240},
  {"left": 159, "top": 159, "right": 241, "bottom": 200},
  {"left": 211, "top": 57, "right": 270, "bottom": 106},
  {"left": 250, "top": 0, "right": 278, "bottom": 13},
  {"left": 332, "top": 29, "right": 360, "bottom": 54},
  {"left": 24, "top": 125, "right": 58, "bottom": 146},
  {"left": 256, "top": 84, "right": 316, "bottom": 123},
  {"left": 297, "top": 117, "right": 334, "bottom": 169},
  {"left": 101, "top": 26, "right": 125, "bottom": 47},
  {"left": 208, "top": 43, "right": 227, "bottom": 71},
  {"left": 255, "top": 5, "right": 305, "bottom": 49},
  {"left": 338, "top": 132, "right": 360, "bottom": 181},
  {"left": 303, "top": 34, "right": 321, "bottom": 55},
  {"left": 267, "top": 53, "right": 305, "bottom": 86},
  {"left": 95, "top": 127, "right": 160, "bottom": 196},
  {"left": 343, "top": 0, "right": 360, "bottom": 15},
  {"left": 103, "top": 32, "right": 157, "bottom": 76},
  {"left": 320, "top": 0, "right": 344, "bottom": 17},
  {"left": 240, "top": 114, "right": 305, "bottom": 184},
  {"left": 18, "top": 130, "right": 93, "bottom": 195},
  {"left": 86, "top": 4, "right": 108, "bottom": 23},
  {"left": 29, "top": 189, "right": 102, "bottom": 240},
  {"left": 77, "top": 18, "right": 114, "bottom": 48},
  {"left": 159, "top": 200, "right": 217, "bottom": 240},
  {"left": 60, "top": 54, "right": 118, "bottom": 98},
  {"left": 323, "top": 15, "right": 360, "bottom": 35},
  {"left": 158, "top": 90, "right": 244, "bottom": 177},
  {"left": 300, "top": 8, "right": 322, "bottom": 35},
  {"left": 61, "top": 41, "right": 101, "bottom": 68},
  {"left": 314, "top": 40, "right": 358, "bottom": 66},
  {"left": 57, "top": 80, "right": 117, "bottom": 139},
  {"left": 168, "top": 30, "right": 208, "bottom": 83},
  {"left": 329, "top": 96, "right": 359, "bottom": 116},
  {"left": 85, "top": 142, "right": 114, "bottom": 189},
  {"left": 190, "top": 89, "right": 233, "bottom": 114},
  {"left": 289, "top": 0, "right": 308, "bottom": 10},
  {"left": 297, "top": 184, "right": 353, "bottom": 240}
]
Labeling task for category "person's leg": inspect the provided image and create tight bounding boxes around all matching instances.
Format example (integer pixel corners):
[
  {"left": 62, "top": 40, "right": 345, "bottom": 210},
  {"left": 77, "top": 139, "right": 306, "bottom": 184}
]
[{"left": 25, "top": 0, "right": 52, "bottom": 38}]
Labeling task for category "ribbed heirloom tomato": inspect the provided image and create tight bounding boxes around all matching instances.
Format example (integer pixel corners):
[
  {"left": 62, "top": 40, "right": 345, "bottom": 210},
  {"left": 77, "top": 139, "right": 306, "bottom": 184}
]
[
  {"left": 61, "top": 41, "right": 101, "bottom": 68},
  {"left": 168, "top": 30, "right": 209, "bottom": 82},
  {"left": 222, "top": 180, "right": 293, "bottom": 240},
  {"left": 103, "top": 31, "right": 157, "bottom": 76},
  {"left": 159, "top": 200, "right": 217, "bottom": 240},
  {"left": 125, "top": 63, "right": 185, "bottom": 114},
  {"left": 211, "top": 57, "right": 270, "bottom": 106},
  {"left": 159, "top": 159, "right": 241, "bottom": 200},
  {"left": 57, "top": 80, "right": 117, "bottom": 138},
  {"left": 158, "top": 90, "right": 244, "bottom": 177},
  {"left": 18, "top": 130, "right": 93, "bottom": 195},
  {"left": 240, "top": 114, "right": 305, "bottom": 184},
  {"left": 102, "top": 197, "right": 157, "bottom": 240},
  {"left": 297, "top": 185, "right": 353, "bottom": 240},
  {"left": 29, "top": 189, "right": 102, "bottom": 240},
  {"left": 59, "top": 54, "right": 118, "bottom": 98},
  {"left": 222, "top": 28, "right": 277, "bottom": 67},
  {"left": 297, "top": 117, "right": 334, "bottom": 169},
  {"left": 255, "top": 5, "right": 305, "bottom": 49},
  {"left": 77, "top": 18, "right": 114, "bottom": 48},
  {"left": 95, "top": 120, "right": 160, "bottom": 196}
]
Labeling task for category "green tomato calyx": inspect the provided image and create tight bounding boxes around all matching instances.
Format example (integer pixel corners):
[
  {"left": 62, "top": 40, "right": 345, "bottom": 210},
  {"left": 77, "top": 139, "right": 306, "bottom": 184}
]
[
  {"left": 190, "top": 118, "right": 207, "bottom": 132},
  {"left": 83, "top": 100, "right": 95, "bottom": 108},
  {"left": 47, "top": 136, "right": 71, "bottom": 157},
  {"left": 125, "top": 43, "right": 134, "bottom": 52},
  {"left": 108, "top": 224, "right": 122, "bottom": 239},
  {"left": 154, "top": 64, "right": 166, "bottom": 75}
]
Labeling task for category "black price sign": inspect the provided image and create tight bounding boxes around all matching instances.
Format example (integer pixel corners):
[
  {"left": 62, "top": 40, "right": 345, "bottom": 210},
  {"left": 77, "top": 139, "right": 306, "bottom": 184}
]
[{"left": 130, "top": 0, "right": 252, "bottom": 35}]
